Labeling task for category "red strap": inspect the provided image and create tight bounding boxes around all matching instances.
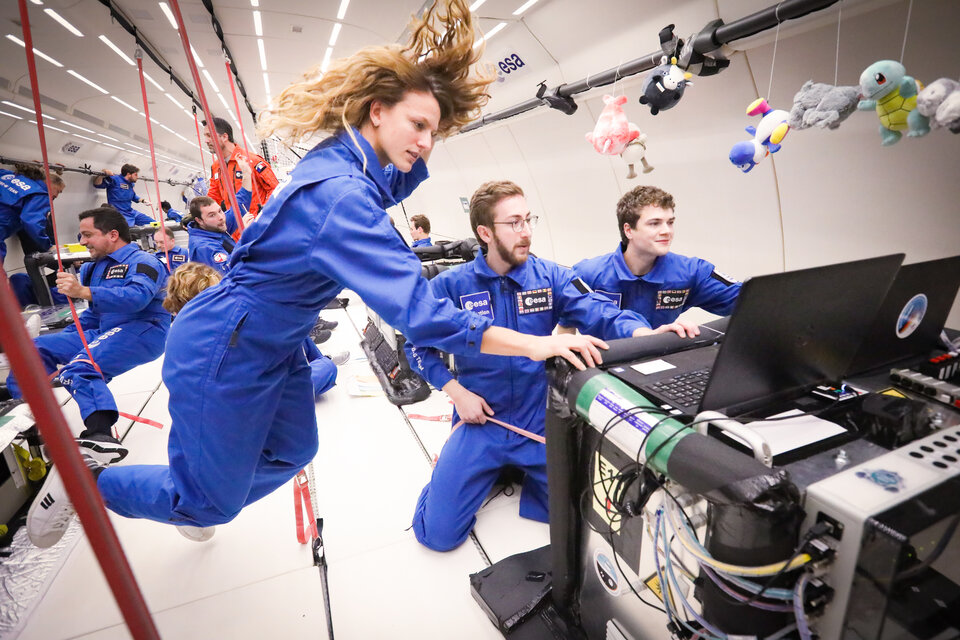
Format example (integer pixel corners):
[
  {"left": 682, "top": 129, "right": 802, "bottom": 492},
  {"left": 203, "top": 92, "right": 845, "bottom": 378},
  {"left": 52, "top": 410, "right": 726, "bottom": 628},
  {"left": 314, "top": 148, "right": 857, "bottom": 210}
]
[
  {"left": 406, "top": 413, "right": 453, "bottom": 422},
  {"left": 224, "top": 58, "right": 253, "bottom": 165},
  {"left": 449, "top": 417, "right": 546, "bottom": 445},
  {"left": 135, "top": 54, "right": 171, "bottom": 274},
  {"left": 50, "top": 361, "right": 165, "bottom": 429},
  {"left": 294, "top": 470, "right": 318, "bottom": 544},
  {"left": 192, "top": 108, "right": 208, "bottom": 178}
]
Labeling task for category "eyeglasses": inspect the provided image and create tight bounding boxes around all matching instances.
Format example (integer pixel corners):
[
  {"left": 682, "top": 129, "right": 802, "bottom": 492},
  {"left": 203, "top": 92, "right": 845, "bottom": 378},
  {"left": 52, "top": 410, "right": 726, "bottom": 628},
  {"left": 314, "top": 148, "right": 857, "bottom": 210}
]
[{"left": 492, "top": 215, "right": 539, "bottom": 233}]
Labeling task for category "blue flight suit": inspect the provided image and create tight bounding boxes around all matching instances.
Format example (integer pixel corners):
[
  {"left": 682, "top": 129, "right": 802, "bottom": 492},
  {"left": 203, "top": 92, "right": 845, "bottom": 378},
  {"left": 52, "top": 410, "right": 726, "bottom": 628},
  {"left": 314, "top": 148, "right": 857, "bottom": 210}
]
[
  {"left": 0, "top": 169, "right": 51, "bottom": 262},
  {"left": 6, "top": 243, "right": 169, "bottom": 426},
  {"left": 155, "top": 244, "right": 189, "bottom": 273},
  {"left": 573, "top": 247, "right": 742, "bottom": 328},
  {"left": 165, "top": 208, "right": 183, "bottom": 222},
  {"left": 96, "top": 128, "right": 492, "bottom": 528},
  {"left": 187, "top": 187, "right": 250, "bottom": 272},
  {"left": 93, "top": 174, "right": 154, "bottom": 227},
  {"left": 303, "top": 338, "right": 338, "bottom": 397},
  {"left": 412, "top": 237, "right": 432, "bottom": 248},
  {"left": 405, "top": 252, "right": 649, "bottom": 551}
]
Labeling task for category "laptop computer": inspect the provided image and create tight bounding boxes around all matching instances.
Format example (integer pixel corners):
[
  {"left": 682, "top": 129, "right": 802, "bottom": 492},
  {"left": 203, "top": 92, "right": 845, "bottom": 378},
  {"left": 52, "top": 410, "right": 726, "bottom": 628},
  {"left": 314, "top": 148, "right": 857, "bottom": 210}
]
[
  {"left": 846, "top": 255, "right": 960, "bottom": 375},
  {"left": 608, "top": 254, "right": 905, "bottom": 417}
]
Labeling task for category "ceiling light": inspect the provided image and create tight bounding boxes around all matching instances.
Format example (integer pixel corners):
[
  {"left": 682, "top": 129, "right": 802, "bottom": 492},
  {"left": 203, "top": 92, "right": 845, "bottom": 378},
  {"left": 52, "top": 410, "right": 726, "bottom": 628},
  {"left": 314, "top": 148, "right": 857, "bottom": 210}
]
[
  {"left": 59, "top": 119, "right": 96, "bottom": 133},
  {"left": 473, "top": 22, "right": 506, "bottom": 49},
  {"left": 44, "top": 9, "right": 84, "bottom": 36},
  {"left": 30, "top": 0, "right": 44, "bottom": 5},
  {"left": 469, "top": 0, "right": 488, "bottom": 11},
  {"left": 143, "top": 72, "right": 165, "bottom": 91},
  {"left": 190, "top": 45, "right": 204, "bottom": 68},
  {"left": 6, "top": 35, "right": 64, "bottom": 67},
  {"left": 253, "top": 10, "right": 263, "bottom": 37},
  {"left": 0, "top": 110, "right": 23, "bottom": 120},
  {"left": 257, "top": 39, "right": 267, "bottom": 71},
  {"left": 329, "top": 23, "right": 341, "bottom": 47},
  {"left": 158, "top": 2, "right": 179, "bottom": 29},
  {"left": 202, "top": 69, "right": 220, "bottom": 93},
  {"left": 164, "top": 92, "right": 184, "bottom": 109},
  {"left": 73, "top": 134, "right": 100, "bottom": 143},
  {"left": 184, "top": 108, "right": 193, "bottom": 119},
  {"left": 102, "top": 142, "right": 125, "bottom": 150},
  {"left": 97, "top": 132, "right": 119, "bottom": 141},
  {"left": 2, "top": 101, "right": 35, "bottom": 115},
  {"left": 321, "top": 47, "right": 333, "bottom": 72},
  {"left": 336, "top": 0, "right": 349, "bottom": 20},
  {"left": 111, "top": 96, "right": 139, "bottom": 112},
  {"left": 66, "top": 69, "right": 109, "bottom": 94},
  {"left": 263, "top": 72, "right": 271, "bottom": 96},
  {"left": 216, "top": 92, "right": 232, "bottom": 113},
  {"left": 159, "top": 124, "right": 176, "bottom": 134},
  {"left": 99, "top": 35, "right": 135, "bottom": 65},
  {"left": 251, "top": 0, "right": 259, "bottom": 6},
  {"left": 512, "top": 0, "right": 540, "bottom": 14},
  {"left": 29, "top": 120, "right": 70, "bottom": 134}
]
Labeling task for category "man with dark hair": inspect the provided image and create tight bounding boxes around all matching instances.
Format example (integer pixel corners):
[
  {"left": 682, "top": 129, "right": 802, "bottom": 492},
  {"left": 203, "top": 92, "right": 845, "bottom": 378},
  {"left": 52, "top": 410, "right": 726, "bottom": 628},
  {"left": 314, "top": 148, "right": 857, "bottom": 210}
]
[
  {"left": 186, "top": 159, "right": 253, "bottom": 274},
  {"left": 161, "top": 200, "right": 183, "bottom": 222},
  {"left": 405, "top": 180, "right": 684, "bottom": 552},
  {"left": 154, "top": 226, "right": 188, "bottom": 272},
  {"left": 573, "top": 185, "right": 741, "bottom": 332},
  {"left": 0, "top": 164, "right": 64, "bottom": 263},
  {"left": 409, "top": 214, "right": 432, "bottom": 247},
  {"left": 7, "top": 208, "right": 169, "bottom": 528},
  {"left": 202, "top": 116, "right": 278, "bottom": 235},
  {"left": 92, "top": 164, "right": 154, "bottom": 227}
]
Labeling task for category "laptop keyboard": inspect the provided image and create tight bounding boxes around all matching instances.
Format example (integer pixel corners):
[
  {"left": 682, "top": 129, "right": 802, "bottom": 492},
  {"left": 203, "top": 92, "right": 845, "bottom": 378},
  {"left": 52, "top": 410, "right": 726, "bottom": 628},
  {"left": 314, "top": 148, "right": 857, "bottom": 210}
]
[{"left": 650, "top": 368, "right": 712, "bottom": 408}]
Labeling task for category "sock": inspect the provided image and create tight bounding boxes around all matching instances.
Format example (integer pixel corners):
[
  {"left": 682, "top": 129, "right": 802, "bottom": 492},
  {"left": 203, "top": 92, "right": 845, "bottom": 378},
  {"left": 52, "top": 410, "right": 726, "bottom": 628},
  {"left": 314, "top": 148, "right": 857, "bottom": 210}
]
[{"left": 81, "top": 410, "right": 119, "bottom": 439}]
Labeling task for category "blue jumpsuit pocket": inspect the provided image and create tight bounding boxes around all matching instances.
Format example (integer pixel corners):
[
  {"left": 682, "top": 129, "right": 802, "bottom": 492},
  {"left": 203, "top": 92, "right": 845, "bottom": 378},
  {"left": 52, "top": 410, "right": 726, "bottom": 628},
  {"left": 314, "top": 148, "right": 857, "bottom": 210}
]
[{"left": 213, "top": 312, "right": 249, "bottom": 380}]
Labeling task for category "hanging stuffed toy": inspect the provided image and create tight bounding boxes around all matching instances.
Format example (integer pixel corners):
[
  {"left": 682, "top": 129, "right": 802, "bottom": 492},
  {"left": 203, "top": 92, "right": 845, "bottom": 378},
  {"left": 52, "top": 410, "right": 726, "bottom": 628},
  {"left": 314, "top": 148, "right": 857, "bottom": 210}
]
[
  {"left": 917, "top": 78, "right": 960, "bottom": 134},
  {"left": 857, "top": 60, "right": 930, "bottom": 145},
  {"left": 585, "top": 94, "right": 639, "bottom": 155},
  {"left": 639, "top": 56, "right": 693, "bottom": 115},
  {"left": 788, "top": 80, "right": 861, "bottom": 130},
  {"left": 620, "top": 124, "right": 654, "bottom": 178},
  {"left": 729, "top": 98, "right": 790, "bottom": 173}
]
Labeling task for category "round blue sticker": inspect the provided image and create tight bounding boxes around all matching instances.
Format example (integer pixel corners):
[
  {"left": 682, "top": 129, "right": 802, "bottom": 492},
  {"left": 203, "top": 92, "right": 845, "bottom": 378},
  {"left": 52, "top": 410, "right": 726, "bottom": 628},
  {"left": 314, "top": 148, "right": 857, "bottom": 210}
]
[
  {"left": 896, "top": 293, "right": 927, "bottom": 339},
  {"left": 594, "top": 550, "right": 621, "bottom": 595}
]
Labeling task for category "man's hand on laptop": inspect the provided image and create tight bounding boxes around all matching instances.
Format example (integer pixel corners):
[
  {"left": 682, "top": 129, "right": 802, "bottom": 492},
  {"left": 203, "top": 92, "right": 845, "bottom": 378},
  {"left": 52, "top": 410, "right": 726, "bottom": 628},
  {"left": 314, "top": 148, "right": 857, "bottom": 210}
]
[{"left": 633, "top": 320, "right": 701, "bottom": 339}]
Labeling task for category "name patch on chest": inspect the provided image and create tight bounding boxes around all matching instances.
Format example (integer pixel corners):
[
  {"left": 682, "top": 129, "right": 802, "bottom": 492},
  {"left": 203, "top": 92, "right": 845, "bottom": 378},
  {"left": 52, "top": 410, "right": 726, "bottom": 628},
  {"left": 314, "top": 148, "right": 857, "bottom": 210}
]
[
  {"left": 656, "top": 288, "right": 689, "bottom": 310},
  {"left": 460, "top": 291, "right": 493, "bottom": 320},
  {"left": 172, "top": 254, "right": 186, "bottom": 263},
  {"left": 596, "top": 290, "right": 623, "bottom": 308},
  {"left": 104, "top": 264, "right": 129, "bottom": 280},
  {"left": 517, "top": 288, "right": 553, "bottom": 315},
  {"left": 119, "top": 183, "right": 129, "bottom": 190}
]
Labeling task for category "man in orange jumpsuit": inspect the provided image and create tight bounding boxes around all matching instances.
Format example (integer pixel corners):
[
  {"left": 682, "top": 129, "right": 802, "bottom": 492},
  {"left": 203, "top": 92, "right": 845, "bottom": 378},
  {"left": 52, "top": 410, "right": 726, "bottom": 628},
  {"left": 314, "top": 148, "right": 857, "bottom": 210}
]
[{"left": 203, "top": 116, "right": 279, "bottom": 239}]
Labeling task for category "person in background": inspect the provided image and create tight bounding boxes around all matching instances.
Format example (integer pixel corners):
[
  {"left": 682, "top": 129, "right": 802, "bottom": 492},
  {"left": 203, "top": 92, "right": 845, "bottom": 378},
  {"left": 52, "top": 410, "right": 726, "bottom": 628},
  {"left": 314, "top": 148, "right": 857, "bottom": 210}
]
[
  {"left": 161, "top": 200, "right": 183, "bottom": 223},
  {"left": 409, "top": 214, "right": 432, "bottom": 247},
  {"left": 154, "top": 227, "right": 188, "bottom": 273},
  {"left": 0, "top": 163, "right": 64, "bottom": 263},
  {"left": 92, "top": 164, "right": 154, "bottom": 228}
]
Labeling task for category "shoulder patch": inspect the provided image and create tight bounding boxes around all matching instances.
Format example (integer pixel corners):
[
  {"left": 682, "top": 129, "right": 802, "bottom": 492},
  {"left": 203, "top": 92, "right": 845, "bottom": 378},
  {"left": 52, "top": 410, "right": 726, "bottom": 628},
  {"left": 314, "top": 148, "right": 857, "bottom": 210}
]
[
  {"left": 213, "top": 251, "right": 229, "bottom": 264},
  {"left": 710, "top": 270, "right": 738, "bottom": 286},
  {"left": 104, "top": 264, "right": 129, "bottom": 280},
  {"left": 595, "top": 290, "right": 623, "bottom": 308},
  {"left": 234, "top": 170, "right": 243, "bottom": 180},
  {"left": 459, "top": 291, "right": 494, "bottom": 320},
  {"left": 136, "top": 263, "right": 160, "bottom": 282},
  {"left": 571, "top": 277, "right": 593, "bottom": 295},
  {"left": 255, "top": 161, "right": 267, "bottom": 173}
]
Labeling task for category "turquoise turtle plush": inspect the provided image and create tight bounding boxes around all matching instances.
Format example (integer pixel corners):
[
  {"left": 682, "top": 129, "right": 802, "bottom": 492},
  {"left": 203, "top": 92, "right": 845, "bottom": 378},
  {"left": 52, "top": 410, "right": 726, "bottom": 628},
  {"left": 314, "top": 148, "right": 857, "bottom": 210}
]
[{"left": 857, "top": 60, "right": 930, "bottom": 145}]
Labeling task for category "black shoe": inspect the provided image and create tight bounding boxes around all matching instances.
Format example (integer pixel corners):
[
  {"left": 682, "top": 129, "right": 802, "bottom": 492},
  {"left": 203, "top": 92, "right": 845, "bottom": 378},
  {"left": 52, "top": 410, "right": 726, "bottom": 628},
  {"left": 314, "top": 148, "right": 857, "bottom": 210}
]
[
  {"left": 76, "top": 432, "right": 128, "bottom": 466},
  {"left": 0, "top": 385, "right": 11, "bottom": 402},
  {"left": 309, "top": 328, "right": 332, "bottom": 345},
  {"left": 313, "top": 318, "right": 339, "bottom": 331}
]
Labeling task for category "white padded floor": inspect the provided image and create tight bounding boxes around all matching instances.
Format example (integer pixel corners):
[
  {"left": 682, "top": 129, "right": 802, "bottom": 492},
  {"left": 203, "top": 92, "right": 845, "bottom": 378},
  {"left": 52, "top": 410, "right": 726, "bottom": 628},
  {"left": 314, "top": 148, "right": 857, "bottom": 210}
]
[{"left": 13, "top": 291, "right": 545, "bottom": 640}]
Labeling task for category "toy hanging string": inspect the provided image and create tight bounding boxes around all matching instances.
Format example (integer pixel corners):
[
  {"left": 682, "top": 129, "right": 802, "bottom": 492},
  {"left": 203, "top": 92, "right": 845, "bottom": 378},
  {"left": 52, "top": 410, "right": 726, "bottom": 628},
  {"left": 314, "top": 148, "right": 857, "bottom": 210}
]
[
  {"left": 766, "top": 2, "right": 783, "bottom": 99},
  {"left": 834, "top": 0, "right": 843, "bottom": 86},
  {"left": 899, "top": 0, "right": 914, "bottom": 63}
]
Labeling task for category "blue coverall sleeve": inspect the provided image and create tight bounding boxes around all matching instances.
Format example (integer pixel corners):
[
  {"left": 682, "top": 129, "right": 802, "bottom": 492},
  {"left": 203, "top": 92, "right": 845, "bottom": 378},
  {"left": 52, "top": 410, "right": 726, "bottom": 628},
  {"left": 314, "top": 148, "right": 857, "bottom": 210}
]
[
  {"left": 89, "top": 262, "right": 164, "bottom": 313},
  {"left": 382, "top": 159, "right": 429, "bottom": 203},
  {"left": 224, "top": 187, "right": 251, "bottom": 235},
  {"left": 75, "top": 263, "right": 101, "bottom": 330},
  {"left": 555, "top": 265, "right": 650, "bottom": 337},
  {"left": 93, "top": 179, "right": 107, "bottom": 190},
  {"left": 309, "top": 184, "right": 489, "bottom": 356},
  {"left": 19, "top": 193, "right": 52, "bottom": 250},
  {"left": 402, "top": 277, "right": 457, "bottom": 390},
  {"left": 686, "top": 259, "right": 742, "bottom": 316}
]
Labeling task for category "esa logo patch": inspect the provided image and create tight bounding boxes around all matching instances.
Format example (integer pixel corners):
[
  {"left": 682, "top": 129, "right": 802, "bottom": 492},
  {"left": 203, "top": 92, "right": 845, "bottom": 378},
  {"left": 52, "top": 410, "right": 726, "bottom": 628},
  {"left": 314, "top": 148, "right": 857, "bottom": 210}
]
[
  {"left": 104, "top": 264, "right": 129, "bottom": 280},
  {"left": 655, "top": 288, "right": 689, "bottom": 310},
  {"left": 596, "top": 290, "right": 623, "bottom": 308},
  {"left": 213, "top": 252, "right": 229, "bottom": 264},
  {"left": 460, "top": 291, "right": 493, "bottom": 320},
  {"left": 517, "top": 288, "right": 553, "bottom": 315}
]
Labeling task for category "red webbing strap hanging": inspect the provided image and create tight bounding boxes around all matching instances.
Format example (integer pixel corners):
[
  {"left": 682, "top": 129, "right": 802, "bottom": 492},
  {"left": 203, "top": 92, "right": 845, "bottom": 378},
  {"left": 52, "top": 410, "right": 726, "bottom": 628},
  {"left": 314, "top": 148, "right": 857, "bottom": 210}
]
[
  {"left": 224, "top": 58, "right": 253, "bottom": 163},
  {"left": 192, "top": 107, "right": 207, "bottom": 178},
  {"left": 46, "top": 366, "right": 165, "bottom": 430},
  {"left": 167, "top": 0, "right": 244, "bottom": 234},
  {"left": 294, "top": 470, "right": 318, "bottom": 544},
  {"left": 449, "top": 417, "right": 546, "bottom": 445},
  {"left": 135, "top": 51, "right": 171, "bottom": 274},
  {"left": 12, "top": 3, "right": 160, "bottom": 639}
]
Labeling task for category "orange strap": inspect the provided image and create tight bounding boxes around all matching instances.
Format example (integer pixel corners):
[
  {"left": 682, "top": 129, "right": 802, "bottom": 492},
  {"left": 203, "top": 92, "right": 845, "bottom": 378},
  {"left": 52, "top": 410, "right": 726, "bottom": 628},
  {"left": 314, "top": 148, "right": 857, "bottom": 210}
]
[
  {"left": 50, "top": 360, "right": 165, "bottom": 429},
  {"left": 406, "top": 413, "right": 453, "bottom": 422},
  {"left": 450, "top": 416, "right": 546, "bottom": 444},
  {"left": 294, "top": 469, "right": 318, "bottom": 544}
]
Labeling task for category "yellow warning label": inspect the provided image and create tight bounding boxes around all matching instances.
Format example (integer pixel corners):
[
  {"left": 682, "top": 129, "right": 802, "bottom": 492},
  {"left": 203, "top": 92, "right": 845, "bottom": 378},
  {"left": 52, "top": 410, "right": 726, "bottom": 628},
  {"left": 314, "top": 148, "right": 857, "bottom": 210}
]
[
  {"left": 592, "top": 452, "right": 621, "bottom": 534},
  {"left": 879, "top": 387, "right": 907, "bottom": 398},
  {"left": 644, "top": 573, "right": 663, "bottom": 602}
]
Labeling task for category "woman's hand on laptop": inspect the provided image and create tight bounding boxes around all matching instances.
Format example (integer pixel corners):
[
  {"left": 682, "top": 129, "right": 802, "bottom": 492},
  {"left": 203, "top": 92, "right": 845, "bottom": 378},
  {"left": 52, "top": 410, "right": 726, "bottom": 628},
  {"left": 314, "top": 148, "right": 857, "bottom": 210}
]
[{"left": 633, "top": 320, "right": 701, "bottom": 339}]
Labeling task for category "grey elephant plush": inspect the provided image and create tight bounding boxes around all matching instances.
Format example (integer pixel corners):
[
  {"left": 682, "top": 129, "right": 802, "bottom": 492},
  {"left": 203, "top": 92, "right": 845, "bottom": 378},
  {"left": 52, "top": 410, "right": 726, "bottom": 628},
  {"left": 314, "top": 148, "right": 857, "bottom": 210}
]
[{"left": 788, "top": 80, "right": 860, "bottom": 130}]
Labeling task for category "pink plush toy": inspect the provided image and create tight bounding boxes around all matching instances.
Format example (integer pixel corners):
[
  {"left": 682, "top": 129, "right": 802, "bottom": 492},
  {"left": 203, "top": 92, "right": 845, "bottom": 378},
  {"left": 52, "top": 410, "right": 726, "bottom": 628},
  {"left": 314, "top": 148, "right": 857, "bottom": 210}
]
[{"left": 586, "top": 94, "right": 639, "bottom": 155}]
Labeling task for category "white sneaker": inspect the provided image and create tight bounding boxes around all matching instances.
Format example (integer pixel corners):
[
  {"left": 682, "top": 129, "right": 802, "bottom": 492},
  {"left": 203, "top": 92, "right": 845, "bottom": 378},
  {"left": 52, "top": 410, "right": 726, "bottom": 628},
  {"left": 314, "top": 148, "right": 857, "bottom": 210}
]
[
  {"left": 27, "top": 465, "right": 76, "bottom": 548},
  {"left": 177, "top": 525, "right": 216, "bottom": 542},
  {"left": 329, "top": 351, "right": 350, "bottom": 366}
]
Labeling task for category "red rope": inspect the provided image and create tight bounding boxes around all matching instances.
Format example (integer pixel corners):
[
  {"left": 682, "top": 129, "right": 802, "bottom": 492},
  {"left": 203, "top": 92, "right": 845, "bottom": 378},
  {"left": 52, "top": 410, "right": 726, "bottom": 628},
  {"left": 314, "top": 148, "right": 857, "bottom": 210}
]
[
  {"left": 13, "top": 2, "right": 159, "bottom": 638},
  {"left": 192, "top": 107, "right": 207, "bottom": 178},
  {"left": 224, "top": 58, "right": 253, "bottom": 163},
  {"left": 135, "top": 53, "right": 171, "bottom": 274},
  {"left": 167, "top": 0, "right": 245, "bottom": 235}
]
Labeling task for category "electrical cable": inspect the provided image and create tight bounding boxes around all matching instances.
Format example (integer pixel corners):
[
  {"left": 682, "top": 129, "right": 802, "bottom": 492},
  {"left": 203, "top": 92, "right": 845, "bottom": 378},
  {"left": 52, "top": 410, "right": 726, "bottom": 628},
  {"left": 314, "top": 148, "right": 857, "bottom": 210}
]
[{"left": 792, "top": 572, "right": 814, "bottom": 640}]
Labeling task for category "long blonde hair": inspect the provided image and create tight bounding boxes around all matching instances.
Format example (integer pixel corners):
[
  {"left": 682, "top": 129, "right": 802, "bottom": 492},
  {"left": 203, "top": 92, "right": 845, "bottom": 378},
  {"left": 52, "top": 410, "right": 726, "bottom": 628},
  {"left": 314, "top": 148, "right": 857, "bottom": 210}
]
[{"left": 257, "top": 0, "right": 492, "bottom": 145}]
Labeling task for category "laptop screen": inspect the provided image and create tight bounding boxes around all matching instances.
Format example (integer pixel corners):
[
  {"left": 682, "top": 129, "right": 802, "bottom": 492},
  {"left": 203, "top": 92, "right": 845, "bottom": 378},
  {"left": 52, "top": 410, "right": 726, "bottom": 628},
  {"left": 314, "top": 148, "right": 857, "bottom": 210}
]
[{"left": 699, "top": 254, "right": 905, "bottom": 415}]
